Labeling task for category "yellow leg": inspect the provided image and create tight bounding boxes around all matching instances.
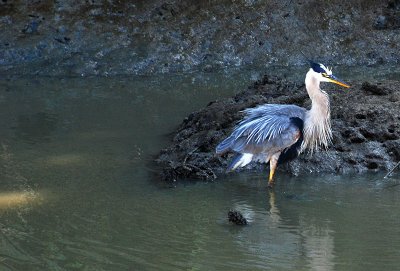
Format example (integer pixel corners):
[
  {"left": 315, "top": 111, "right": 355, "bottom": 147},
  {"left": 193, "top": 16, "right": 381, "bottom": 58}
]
[{"left": 268, "top": 153, "right": 280, "bottom": 188}]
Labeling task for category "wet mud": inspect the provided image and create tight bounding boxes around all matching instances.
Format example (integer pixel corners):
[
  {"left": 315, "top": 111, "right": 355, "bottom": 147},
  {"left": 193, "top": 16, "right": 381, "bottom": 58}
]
[
  {"left": 155, "top": 76, "right": 400, "bottom": 182},
  {"left": 1, "top": 0, "right": 400, "bottom": 75}
]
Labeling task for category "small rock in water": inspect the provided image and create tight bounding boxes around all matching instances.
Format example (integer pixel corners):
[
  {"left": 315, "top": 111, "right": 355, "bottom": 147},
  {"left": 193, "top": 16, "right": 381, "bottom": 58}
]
[{"left": 228, "top": 210, "right": 248, "bottom": 225}]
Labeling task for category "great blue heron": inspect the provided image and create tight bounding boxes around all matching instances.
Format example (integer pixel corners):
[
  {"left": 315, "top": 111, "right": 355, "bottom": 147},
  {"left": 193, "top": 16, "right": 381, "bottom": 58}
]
[{"left": 216, "top": 61, "right": 350, "bottom": 187}]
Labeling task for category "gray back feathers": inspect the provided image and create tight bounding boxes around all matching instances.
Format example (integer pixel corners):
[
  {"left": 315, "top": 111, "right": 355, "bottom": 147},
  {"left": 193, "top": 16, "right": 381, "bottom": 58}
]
[
  {"left": 216, "top": 104, "right": 306, "bottom": 154},
  {"left": 235, "top": 104, "right": 305, "bottom": 143}
]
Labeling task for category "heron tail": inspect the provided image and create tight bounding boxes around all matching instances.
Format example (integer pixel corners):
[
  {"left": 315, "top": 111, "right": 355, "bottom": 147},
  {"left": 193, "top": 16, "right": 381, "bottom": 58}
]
[
  {"left": 216, "top": 136, "right": 234, "bottom": 154},
  {"left": 227, "top": 153, "right": 253, "bottom": 172}
]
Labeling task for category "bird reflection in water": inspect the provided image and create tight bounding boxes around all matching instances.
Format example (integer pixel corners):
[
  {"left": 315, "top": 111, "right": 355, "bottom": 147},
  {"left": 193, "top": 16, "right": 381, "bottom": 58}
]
[
  {"left": 268, "top": 190, "right": 281, "bottom": 224},
  {"left": 266, "top": 190, "right": 335, "bottom": 270}
]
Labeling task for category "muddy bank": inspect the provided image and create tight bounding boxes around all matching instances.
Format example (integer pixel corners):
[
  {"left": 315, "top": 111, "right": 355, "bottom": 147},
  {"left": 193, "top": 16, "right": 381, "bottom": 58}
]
[
  {"left": 0, "top": 0, "right": 400, "bottom": 75},
  {"left": 155, "top": 75, "right": 400, "bottom": 182}
]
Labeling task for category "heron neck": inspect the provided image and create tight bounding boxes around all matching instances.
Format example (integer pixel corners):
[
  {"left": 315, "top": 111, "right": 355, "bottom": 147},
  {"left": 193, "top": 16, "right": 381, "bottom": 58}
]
[
  {"left": 305, "top": 69, "right": 322, "bottom": 99},
  {"left": 302, "top": 70, "right": 332, "bottom": 153}
]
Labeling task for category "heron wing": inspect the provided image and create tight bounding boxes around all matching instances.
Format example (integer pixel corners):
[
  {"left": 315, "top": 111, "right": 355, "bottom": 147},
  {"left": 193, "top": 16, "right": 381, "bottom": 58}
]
[
  {"left": 234, "top": 104, "right": 305, "bottom": 142},
  {"left": 216, "top": 104, "right": 306, "bottom": 154}
]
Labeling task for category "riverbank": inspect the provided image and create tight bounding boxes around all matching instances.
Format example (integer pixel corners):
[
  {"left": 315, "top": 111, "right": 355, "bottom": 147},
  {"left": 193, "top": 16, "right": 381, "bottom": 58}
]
[{"left": 1, "top": 0, "right": 399, "bottom": 75}]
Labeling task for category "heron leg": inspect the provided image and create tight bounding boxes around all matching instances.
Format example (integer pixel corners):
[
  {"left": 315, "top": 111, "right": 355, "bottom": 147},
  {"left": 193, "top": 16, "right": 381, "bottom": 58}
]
[{"left": 268, "top": 153, "right": 280, "bottom": 188}]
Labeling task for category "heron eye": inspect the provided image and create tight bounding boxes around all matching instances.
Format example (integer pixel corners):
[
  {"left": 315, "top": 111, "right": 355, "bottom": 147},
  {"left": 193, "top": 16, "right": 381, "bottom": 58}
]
[{"left": 321, "top": 73, "right": 327, "bottom": 77}]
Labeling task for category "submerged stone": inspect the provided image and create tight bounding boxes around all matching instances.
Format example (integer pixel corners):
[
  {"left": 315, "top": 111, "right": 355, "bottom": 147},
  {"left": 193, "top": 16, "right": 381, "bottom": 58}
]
[{"left": 228, "top": 210, "right": 248, "bottom": 225}]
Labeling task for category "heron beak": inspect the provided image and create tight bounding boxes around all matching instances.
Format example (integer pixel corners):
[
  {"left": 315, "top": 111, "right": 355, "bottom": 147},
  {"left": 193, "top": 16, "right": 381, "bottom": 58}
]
[{"left": 328, "top": 75, "right": 350, "bottom": 88}]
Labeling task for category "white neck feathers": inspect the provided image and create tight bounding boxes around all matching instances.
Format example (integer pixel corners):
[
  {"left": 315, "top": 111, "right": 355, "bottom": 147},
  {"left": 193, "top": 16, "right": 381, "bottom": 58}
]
[{"left": 301, "top": 69, "right": 332, "bottom": 153}]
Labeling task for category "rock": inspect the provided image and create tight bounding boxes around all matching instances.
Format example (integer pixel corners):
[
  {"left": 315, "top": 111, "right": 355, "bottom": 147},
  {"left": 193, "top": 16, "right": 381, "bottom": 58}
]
[
  {"left": 21, "top": 20, "right": 40, "bottom": 34},
  {"left": 155, "top": 76, "right": 400, "bottom": 182},
  {"left": 228, "top": 210, "right": 248, "bottom": 225},
  {"left": 384, "top": 140, "right": 400, "bottom": 160},
  {"left": 374, "top": 0, "right": 400, "bottom": 30},
  {"left": 374, "top": 15, "right": 388, "bottom": 29},
  {"left": 388, "top": 0, "right": 400, "bottom": 9},
  {"left": 362, "top": 82, "right": 389, "bottom": 95}
]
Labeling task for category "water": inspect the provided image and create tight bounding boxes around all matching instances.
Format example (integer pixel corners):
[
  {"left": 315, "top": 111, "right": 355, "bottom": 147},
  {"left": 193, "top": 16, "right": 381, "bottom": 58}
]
[{"left": 0, "top": 69, "right": 399, "bottom": 270}]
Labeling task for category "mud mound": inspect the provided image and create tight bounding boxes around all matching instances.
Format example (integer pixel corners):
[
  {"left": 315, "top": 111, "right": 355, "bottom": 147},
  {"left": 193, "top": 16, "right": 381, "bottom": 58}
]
[{"left": 155, "top": 75, "right": 400, "bottom": 182}]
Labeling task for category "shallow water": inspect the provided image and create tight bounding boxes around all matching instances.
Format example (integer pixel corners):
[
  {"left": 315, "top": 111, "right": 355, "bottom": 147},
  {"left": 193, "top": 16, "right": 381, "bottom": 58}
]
[{"left": 0, "top": 69, "right": 399, "bottom": 270}]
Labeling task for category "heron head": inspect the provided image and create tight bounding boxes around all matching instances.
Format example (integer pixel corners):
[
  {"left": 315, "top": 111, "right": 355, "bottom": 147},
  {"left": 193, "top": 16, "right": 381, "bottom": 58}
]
[{"left": 310, "top": 61, "right": 350, "bottom": 88}]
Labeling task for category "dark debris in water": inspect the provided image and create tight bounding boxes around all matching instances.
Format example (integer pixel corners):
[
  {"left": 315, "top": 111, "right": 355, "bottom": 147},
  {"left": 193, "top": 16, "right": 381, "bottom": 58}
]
[{"left": 228, "top": 210, "right": 248, "bottom": 225}]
